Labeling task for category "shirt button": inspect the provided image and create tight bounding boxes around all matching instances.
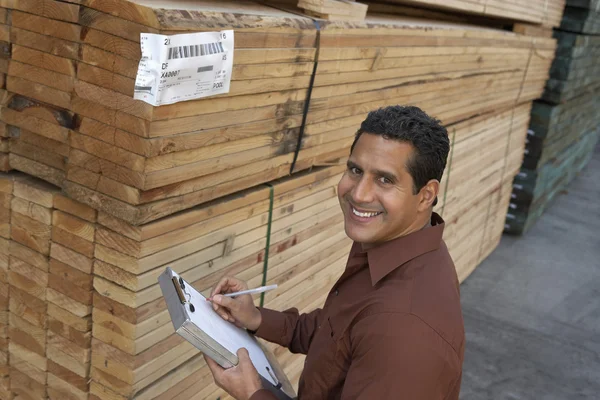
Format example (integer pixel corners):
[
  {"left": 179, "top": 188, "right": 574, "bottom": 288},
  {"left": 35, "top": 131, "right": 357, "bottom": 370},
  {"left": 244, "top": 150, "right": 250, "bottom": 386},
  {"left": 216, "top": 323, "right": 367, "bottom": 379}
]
[{"left": 335, "top": 289, "right": 339, "bottom": 296}]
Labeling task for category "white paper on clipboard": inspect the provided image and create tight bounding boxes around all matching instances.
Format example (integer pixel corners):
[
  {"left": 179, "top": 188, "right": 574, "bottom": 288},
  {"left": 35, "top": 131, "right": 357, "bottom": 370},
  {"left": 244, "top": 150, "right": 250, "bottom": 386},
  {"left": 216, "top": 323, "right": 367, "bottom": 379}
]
[
  {"left": 134, "top": 30, "right": 234, "bottom": 106},
  {"left": 158, "top": 268, "right": 278, "bottom": 386}
]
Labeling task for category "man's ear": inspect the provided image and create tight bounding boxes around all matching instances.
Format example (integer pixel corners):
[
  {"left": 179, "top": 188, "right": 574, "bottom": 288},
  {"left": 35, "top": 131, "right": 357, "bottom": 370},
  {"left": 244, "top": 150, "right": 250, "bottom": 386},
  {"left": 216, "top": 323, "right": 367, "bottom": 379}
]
[{"left": 418, "top": 179, "right": 440, "bottom": 211}]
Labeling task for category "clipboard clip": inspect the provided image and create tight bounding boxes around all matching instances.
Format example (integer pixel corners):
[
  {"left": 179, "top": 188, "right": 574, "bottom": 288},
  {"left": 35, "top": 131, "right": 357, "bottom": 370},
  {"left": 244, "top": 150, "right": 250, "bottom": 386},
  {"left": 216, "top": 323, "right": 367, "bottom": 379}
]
[
  {"left": 265, "top": 366, "right": 282, "bottom": 390},
  {"left": 172, "top": 276, "right": 195, "bottom": 313}
]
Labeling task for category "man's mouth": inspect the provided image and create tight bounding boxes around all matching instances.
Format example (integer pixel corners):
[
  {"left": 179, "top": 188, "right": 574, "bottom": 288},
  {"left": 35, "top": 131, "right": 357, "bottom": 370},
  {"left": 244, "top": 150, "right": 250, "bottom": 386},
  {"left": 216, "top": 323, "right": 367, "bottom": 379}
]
[{"left": 351, "top": 206, "right": 382, "bottom": 218}]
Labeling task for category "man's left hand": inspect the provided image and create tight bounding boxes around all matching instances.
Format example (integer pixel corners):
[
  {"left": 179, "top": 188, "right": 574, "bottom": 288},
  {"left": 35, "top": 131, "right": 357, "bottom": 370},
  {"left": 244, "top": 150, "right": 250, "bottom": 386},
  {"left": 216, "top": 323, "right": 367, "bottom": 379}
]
[{"left": 204, "top": 348, "right": 262, "bottom": 400}]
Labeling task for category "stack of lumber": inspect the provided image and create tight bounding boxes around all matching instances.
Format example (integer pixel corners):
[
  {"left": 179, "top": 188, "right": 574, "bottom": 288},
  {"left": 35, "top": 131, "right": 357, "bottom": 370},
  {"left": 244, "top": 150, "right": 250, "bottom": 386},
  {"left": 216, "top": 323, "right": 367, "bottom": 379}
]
[
  {"left": 543, "top": 31, "right": 600, "bottom": 103},
  {"left": 0, "top": 0, "right": 353, "bottom": 226},
  {"left": 88, "top": 165, "right": 348, "bottom": 400},
  {"left": 0, "top": 173, "right": 12, "bottom": 400},
  {"left": 504, "top": 128, "right": 599, "bottom": 235},
  {"left": 525, "top": 90, "right": 600, "bottom": 170},
  {"left": 298, "top": 0, "right": 369, "bottom": 21},
  {"left": 0, "top": 7, "right": 8, "bottom": 173},
  {"left": 505, "top": 0, "right": 599, "bottom": 235},
  {"left": 440, "top": 103, "right": 532, "bottom": 281},
  {"left": 46, "top": 195, "right": 97, "bottom": 400},
  {"left": 7, "top": 176, "right": 59, "bottom": 400},
  {"left": 560, "top": 0, "right": 600, "bottom": 34},
  {"left": 0, "top": 0, "right": 557, "bottom": 228},
  {"left": 303, "top": 16, "right": 555, "bottom": 168},
  {"left": 0, "top": 173, "right": 97, "bottom": 400},
  {"left": 366, "top": 0, "right": 566, "bottom": 27}
]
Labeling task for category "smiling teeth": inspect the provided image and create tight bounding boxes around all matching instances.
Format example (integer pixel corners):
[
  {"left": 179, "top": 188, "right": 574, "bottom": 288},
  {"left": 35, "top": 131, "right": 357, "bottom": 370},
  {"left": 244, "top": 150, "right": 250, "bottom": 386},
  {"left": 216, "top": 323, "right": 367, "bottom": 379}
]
[{"left": 352, "top": 208, "right": 380, "bottom": 218}]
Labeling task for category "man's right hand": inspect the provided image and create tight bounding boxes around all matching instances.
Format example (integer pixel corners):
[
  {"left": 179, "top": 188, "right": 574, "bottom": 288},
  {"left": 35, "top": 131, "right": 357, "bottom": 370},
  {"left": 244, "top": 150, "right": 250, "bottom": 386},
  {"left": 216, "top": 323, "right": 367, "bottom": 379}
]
[{"left": 209, "top": 276, "right": 262, "bottom": 332}]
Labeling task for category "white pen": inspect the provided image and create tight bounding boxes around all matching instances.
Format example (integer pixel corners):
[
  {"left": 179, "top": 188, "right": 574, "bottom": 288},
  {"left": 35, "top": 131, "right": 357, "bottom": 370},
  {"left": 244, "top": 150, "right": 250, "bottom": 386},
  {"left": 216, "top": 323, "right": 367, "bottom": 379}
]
[{"left": 222, "top": 284, "right": 278, "bottom": 298}]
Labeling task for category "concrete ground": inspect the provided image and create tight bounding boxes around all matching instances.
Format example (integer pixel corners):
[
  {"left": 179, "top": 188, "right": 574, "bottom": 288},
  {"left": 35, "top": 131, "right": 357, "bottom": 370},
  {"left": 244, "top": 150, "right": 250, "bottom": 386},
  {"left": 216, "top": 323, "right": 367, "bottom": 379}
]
[{"left": 459, "top": 144, "right": 600, "bottom": 400}]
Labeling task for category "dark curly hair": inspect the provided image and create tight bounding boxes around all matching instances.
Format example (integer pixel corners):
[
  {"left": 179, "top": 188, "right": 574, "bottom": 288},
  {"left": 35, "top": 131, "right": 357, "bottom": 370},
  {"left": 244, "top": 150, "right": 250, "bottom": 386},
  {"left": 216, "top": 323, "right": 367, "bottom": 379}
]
[{"left": 351, "top": 105, "right": 450, "bottom": 206}]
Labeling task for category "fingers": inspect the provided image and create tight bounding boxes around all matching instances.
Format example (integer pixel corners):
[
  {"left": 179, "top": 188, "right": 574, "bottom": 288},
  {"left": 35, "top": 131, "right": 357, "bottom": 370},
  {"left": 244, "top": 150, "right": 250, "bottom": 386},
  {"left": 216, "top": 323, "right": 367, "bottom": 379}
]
[
  {"left": 212, "top": 305, "right": 232, "bottom": 322},
  {"left": 204, "top": 354, "right": 224, "bottom": 379},
  {"left": 211, "top": 276, "right": 247, "bottom": 298},
  {"left": 212, "top": 294, "right": 239, "bottom": 311},
  {"left": 237, "top": 347, "right": 251, "bottom": 363}
]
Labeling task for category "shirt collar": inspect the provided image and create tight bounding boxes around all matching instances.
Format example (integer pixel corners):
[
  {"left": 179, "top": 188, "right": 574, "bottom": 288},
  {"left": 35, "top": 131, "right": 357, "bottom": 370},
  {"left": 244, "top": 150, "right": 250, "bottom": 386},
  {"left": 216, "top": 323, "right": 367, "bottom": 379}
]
[{"left": 362, "top": 212, "right": 445, "bottom": 286}]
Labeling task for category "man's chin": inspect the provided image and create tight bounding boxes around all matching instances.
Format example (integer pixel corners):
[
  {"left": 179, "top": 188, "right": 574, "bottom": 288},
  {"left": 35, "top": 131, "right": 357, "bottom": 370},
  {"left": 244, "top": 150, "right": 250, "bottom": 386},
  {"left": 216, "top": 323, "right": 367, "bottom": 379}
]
[{"left": 343, "top": 224, "right": 380, "bottom": 244}]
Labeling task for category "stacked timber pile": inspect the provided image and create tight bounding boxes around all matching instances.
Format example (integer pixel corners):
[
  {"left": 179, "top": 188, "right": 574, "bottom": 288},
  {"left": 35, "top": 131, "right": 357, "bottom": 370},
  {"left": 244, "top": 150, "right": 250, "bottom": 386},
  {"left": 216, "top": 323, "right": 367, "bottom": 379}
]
[
  {"left": 7, "top": 176, "right": 58, "bottom": 400},
  {"left": 0, "top": 166, "right": 348, "bottom": 400},
  {"left": 560, "top": 0, "right": 600, "bottom": 34},
  {"left": 543, "top": 31, "right": 600, "bottom": 102},
  {"left": 297, "top": 0, "right": 369, "bottom": 21},
  {"left": 504, "top": 128, "right": 599, "bottom": 235},
  {"left": 505, "top": 0, "right": 599, "bottom": 235},
  {"left": 0, "top": 0, "right": 563, "bottom": 398},
  {"left": 0, "top": 1, "right": 335, "bottom": 225},
  {"left": 361, "top": 0, "right": 566, "bottom": 27},
  {"left": 0, "top": 174, "right": 11, "bottom": 400},
  {"left": 441, "top": 103, "right": 533, "bottom": 280}
]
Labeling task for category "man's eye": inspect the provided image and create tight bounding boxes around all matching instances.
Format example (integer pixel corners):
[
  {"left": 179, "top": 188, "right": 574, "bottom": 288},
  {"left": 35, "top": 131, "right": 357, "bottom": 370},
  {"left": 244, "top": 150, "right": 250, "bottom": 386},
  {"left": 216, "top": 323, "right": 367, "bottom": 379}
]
[
  {"left": 379, "top": 177, "right": 391, "bottom": 184},
  {"left": 350, "top": 167, "right": 361, "bottom": 175}
]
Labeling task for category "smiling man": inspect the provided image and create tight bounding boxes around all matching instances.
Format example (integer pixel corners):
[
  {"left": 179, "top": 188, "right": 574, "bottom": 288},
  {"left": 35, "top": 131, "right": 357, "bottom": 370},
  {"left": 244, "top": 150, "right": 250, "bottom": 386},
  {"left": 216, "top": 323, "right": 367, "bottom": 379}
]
[{"left": 206, "top": 105, "right": 465, "bottom": 400}]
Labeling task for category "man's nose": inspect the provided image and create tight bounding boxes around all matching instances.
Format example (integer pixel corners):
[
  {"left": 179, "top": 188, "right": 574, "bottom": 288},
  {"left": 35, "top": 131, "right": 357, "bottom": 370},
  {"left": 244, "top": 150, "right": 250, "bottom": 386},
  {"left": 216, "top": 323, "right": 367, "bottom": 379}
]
[{"left": 351, "top": 177, "right": 375, "bottom": 204}]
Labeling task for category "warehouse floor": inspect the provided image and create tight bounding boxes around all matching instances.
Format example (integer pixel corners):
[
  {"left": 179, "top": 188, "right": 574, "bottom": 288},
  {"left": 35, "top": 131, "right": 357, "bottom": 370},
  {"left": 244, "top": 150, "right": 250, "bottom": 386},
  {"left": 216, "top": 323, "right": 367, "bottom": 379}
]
[{"left": 459, "top": 144, "right": 600, "bottom": 400}]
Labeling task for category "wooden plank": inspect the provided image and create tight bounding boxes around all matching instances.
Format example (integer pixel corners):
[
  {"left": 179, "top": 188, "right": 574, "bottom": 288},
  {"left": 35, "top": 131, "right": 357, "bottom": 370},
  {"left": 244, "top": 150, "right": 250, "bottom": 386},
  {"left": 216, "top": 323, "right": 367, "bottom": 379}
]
[
  {"left": 48, "top": 273, "right": 93, "bottom": 307},
  {"left": 9, "top": 26, "right": 80, "bottom": 59},
  {"left": 51, "top": 226, "right": 95, "bottom": 258},
  {"left": 13, "top": 176, "right": 57, "bottom": 207},
  {"left": 9, "top": 313, "right": 46, "bottom": 357},
  {"left": 17, "top": 129, "right": 70, "bottom": 158},
  {"left": 48, "top": 317, "right": 92, "bottom": 350},
  {"left": 50, "top": 243, "right": 93, "bottom": 274},
  {"left": 70, "top": 131, "right": 146, "bottom": 172},
  {"left": 10, "top": 197, "right": 52, "bottom": 225},
  {"left": 10, "top": 240, "right": 49, "bottom": 270},
  {"left": 10, "top": 0, "right": 80, "bottom": 23},
  {"left": 9, "top": 286, "right": 47, "bottom": 329},
  {"left": 48, "top": 373, "right": 88, "bottom": 400},
  {"left": 54, "top": 194, "right": 97, "bottom": 223},
  {"left": 8, "top": 341, "right": 47, "bottom": 372},
  {"left": 9, "top": 153, "right": 66, "bottom": 187},
  {"left": 52, "top": 210, "right": 95, "bottom": 242},
  {"left": 49, "top": 258, "right": 93, "bottom": 291},
  {"left": 11, "top": 10, "right": 81, "bottom": 42},
  {"left": 48, "top": 359, "right": 89, "bottom": 393},
  {"left": 47, "top": 303, "right": 91, "bottom": 333},
  {"left": 11, "top": 44, "right": 76, "bottom": 76},
  {"left": 8, "top": 60, "right": 75, "bottom": 93},
  {"left": 8, "top": 270, "right": 45, "bottom": 301},
  {"left": 47, "top": 345, "right": 88, "bottom": 379},
  {"left": 0, "top": 109, "right": 71, "bottom": 144},
  {"left": 10, "top": 367, "right": 46, "bottom": 399},
  {"left": 10, "top": 139, "right": 67, "bottom": 171},
  {"left": 7, "top": 75, "right": 71, "bottom": 109}
]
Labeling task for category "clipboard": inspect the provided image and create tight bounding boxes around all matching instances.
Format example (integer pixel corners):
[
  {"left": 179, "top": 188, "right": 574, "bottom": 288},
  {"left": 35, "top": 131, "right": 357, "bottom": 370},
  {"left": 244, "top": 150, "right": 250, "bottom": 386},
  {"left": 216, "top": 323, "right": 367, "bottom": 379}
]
[{"left": 158, "top": 267, "right": 296, "bottom": 399}]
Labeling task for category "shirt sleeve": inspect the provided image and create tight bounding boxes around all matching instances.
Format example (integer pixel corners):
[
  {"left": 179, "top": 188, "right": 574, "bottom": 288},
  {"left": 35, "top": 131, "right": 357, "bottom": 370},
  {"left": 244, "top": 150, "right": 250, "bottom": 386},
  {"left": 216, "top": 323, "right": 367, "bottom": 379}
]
[
  {"left": 253, "top": 306, "right": 323, "bottom": 355},
  {"left": 341, "top": 312, "right": 461, "bottom": 400}
]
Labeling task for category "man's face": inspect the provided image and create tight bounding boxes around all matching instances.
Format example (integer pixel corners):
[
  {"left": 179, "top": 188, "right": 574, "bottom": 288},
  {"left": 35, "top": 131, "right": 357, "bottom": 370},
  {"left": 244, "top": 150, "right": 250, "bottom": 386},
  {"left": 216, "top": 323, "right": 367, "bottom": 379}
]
[{"left": 337, "top": 133, "right": 424, "bottom": 245}]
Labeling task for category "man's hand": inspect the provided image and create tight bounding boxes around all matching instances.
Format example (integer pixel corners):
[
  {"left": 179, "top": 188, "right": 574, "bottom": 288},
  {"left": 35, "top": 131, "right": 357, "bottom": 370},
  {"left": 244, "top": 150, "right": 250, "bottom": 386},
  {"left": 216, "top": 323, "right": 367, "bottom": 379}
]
[
  {"left": 204, "top": 348, "right": 262, "bottom": 400},
  {"left": 209, "top": 277, "right": 262, "bottom": 331}
]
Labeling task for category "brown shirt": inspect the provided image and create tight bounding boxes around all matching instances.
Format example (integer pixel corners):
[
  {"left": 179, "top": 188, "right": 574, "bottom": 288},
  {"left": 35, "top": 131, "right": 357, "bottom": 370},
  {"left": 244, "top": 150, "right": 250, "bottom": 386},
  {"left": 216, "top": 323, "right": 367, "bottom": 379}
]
[{"left": 250, "top": 213, "right": 465, "bottom": 400}]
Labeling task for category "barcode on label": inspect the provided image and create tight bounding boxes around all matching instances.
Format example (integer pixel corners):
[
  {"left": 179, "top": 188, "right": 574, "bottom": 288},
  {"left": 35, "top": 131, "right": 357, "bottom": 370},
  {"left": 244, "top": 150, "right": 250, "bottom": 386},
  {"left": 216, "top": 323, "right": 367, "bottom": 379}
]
[{"left": 168, "top": 42, "right": 225, "bottom": 60}]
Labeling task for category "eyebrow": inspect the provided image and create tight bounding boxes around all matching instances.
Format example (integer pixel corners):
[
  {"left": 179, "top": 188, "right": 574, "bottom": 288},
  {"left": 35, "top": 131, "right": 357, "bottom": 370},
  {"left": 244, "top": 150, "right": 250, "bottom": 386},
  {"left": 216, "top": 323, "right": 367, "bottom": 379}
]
[{"left": 347, "top": 160, "right": 398, "bottom": 183}]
